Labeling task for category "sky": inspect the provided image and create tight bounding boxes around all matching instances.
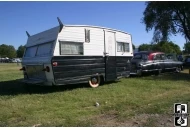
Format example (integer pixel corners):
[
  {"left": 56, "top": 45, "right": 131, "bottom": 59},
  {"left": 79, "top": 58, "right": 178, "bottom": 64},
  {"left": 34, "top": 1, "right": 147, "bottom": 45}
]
[{"left": 0, "top": 1, "right": 186, "bottom": 50}]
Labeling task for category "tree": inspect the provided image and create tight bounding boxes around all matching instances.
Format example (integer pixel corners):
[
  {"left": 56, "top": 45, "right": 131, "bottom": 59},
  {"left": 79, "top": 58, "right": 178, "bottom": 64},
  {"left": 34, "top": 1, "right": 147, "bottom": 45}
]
[
  {"left": 138, "top": 43, "right": 152, "bottom": 51},
  {"left": 17, "top": 45, "right": 25, "bottom": 58},
  {"left": 0, "top": 44, "right": 17, "bottom": 58},
  {"left": 152, "top": 41, "right": 181, "bottom": 54},
  {"left": 183, "top": 42, "right": 190, "bottom": 54},
  {"left": 138, "top": 41, "right": 181, "bottom": 54},
  {"left": 142, "top": 1, "right": 190, "bottom": 42},
  {"left": 132, "top": 44, "right": 135, "bottom": 50}
]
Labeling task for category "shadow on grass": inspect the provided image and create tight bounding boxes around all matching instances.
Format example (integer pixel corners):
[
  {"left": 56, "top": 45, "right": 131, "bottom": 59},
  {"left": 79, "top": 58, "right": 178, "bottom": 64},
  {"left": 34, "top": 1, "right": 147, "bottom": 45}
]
[
  {"left": 0, "top": 79, "right": 91, "bottom": 96},
  {"left": 0, "top": 79, "right": 119, "bottom": 96}
]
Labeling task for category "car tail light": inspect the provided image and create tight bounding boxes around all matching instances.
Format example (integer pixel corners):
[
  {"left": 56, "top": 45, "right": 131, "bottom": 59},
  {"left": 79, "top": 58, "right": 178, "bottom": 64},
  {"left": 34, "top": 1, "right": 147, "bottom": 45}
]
[
  {"left": 42, "top": 66, "right": 50, "bottom": 72},
  {"left": 52, "top": 62, "right": 58, "bottom": 67},
  {"left": 20, "top": 67, "right": 26, "bottom": 71}
]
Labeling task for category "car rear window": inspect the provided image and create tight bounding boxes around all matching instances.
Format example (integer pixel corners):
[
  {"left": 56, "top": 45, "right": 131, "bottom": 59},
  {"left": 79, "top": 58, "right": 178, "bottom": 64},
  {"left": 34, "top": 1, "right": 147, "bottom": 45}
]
[
  {"left": 133, "top": 54, "right": 142, "bottom": 59},
  {"left": 133, "top": 53, "right": 148, "bottom": 60}
]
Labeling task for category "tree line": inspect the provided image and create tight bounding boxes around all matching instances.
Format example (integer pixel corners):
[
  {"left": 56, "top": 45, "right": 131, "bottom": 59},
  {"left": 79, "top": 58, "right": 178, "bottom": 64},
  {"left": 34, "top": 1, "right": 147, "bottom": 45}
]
[
  {"left": 138, "top": 41, "right": 181, "bottom": 54},
  {"left": 138, "top": 41, "right": 190, "bottom": 55},
  {"left": 0, "top": 44, "right": 25, "bottom": 58},
  {"left": 137, "top": 41, "right": 190, "bottom": 55}
]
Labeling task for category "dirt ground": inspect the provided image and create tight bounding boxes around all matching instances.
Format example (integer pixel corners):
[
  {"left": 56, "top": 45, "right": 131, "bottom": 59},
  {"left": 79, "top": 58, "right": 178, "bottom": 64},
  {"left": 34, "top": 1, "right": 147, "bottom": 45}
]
[{"left": 94, "top": 113, "right": 190, "bottom": 127}]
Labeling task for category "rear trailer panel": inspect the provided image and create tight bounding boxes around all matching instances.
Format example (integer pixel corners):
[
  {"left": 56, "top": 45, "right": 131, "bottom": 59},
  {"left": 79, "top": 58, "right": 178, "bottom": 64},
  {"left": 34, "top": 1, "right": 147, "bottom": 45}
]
[{"left": 25, "top": 65, "right": 46, "bottom": 80}]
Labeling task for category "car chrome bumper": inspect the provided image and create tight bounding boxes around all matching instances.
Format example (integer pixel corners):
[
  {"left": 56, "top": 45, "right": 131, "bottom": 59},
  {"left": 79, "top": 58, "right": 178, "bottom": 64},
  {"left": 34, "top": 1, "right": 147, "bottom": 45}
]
[{"left": 130, "top": 69, "right": 162, "bottom": 75}]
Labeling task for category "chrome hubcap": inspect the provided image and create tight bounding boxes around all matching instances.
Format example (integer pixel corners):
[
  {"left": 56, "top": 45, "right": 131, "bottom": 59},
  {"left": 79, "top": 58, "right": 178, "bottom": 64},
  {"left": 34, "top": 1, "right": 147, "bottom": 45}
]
[{"left": 92, "top": 77, "right": 98, "bottom": 84}]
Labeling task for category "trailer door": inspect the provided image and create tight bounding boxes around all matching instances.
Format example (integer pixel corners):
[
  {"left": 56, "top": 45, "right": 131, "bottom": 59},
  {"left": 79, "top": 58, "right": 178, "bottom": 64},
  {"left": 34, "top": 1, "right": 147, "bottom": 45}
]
[{"left": 104, "top": 31, "right": 117, "bottom": 81}]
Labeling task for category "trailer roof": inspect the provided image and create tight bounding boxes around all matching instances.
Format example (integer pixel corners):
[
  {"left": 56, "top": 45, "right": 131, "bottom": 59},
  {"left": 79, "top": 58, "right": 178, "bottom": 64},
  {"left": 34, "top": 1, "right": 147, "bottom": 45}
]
[
  {"left": 29, "top": 24, "right": 130, "bottom": 38},
  {"left": 65, "top": 25, "right": 130, "bottom": 35}
]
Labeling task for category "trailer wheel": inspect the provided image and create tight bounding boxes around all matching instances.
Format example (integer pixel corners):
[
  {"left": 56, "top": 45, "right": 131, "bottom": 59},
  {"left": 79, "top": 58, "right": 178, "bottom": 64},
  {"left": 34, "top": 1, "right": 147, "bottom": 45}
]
[{"left": 89, "top": 76, "right": 101, "bottom": 88}]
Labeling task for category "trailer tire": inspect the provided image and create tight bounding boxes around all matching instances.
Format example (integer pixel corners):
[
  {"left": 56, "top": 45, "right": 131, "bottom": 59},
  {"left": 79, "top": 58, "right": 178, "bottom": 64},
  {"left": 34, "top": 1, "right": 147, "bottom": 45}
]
[{"left": 89, "top": 76, "right": 101, "bottom": 88}]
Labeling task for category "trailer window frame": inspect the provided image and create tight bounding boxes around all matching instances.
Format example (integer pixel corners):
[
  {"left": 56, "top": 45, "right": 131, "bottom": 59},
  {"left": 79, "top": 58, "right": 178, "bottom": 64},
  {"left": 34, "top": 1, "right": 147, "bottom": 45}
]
[
  {"left": 85, "top": 29, "right": 90, "bottom": 43},
  {"left": 117, "top": 42, "right": 130, "bottom": 52},
  {"left": 59, "top": 41, "right": 84, "bottom": 55}
]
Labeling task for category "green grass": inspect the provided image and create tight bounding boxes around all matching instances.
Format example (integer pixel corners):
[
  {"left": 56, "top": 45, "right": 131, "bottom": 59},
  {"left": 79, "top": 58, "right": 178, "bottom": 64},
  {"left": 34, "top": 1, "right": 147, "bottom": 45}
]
[{"left": 0, "top": 63, "right": 190, "bottom": 126}]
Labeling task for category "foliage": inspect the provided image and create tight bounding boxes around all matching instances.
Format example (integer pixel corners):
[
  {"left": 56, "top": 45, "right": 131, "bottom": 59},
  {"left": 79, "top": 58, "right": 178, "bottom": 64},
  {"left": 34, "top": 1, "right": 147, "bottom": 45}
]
[
  {"left": 153, "top": 41, "right": 181, "bottom": 54},
  {"left": 142, "top": 1, "right": 190, "bottom": 42},
  {"left": 133, "top": 44, "right": 135, "bottom": 50},
  {"left": 138, "top": 41, "right": 181, "bottom": 54},
  {"left": 138, "top": 43, "right": 152, "bottom": 51},
  {"left": 183, "top": 42, "right": 190, "bottom": 54},
  {"left": 17, "top": 45, "right": 25, "bottom": 58},
  {"left": 0, "top": 44, "right": 17, "bottom": 58}
]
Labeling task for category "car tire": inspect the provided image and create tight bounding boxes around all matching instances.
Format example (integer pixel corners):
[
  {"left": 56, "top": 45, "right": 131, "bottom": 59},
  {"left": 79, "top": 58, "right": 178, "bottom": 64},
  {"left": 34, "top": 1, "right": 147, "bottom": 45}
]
[
  {"left": 89, "top": 76, "right": 101, "bottom": 88},
  {"left": 181, "top": 65, "right": 184, "bottom": 71},
  {"left": 175, "top": 67, "right": 181, "bottom": 73},
  {"left": 137, "top": 70, "right": 142, "bottom": 77}
]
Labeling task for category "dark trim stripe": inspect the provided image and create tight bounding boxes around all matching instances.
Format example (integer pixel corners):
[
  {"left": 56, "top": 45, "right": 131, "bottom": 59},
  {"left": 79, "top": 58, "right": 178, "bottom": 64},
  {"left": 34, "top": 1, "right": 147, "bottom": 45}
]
[
  {"left": 52, "top": 56, "right": 105, "bottom": 85},
  {"left": 52, "top": 56, "right": 132, "bottom": 85}
]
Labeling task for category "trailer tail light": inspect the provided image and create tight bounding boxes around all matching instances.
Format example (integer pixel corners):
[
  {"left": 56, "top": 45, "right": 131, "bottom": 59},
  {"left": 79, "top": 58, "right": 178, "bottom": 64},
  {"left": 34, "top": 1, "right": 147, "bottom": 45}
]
[
  {"left": 42, "top": 66, "right": 50, "bottom": 72},
  {"left": 20, "top": 67, "right": 26, "bottom": 71},
  {"left": 52, "top": 62, "right": 58, "bottom": 67}
]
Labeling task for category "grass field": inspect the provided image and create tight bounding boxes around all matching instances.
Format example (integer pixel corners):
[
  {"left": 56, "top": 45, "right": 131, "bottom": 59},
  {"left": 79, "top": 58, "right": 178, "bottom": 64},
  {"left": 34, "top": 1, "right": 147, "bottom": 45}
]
[{"left": 0, "top": 63, "right": 190, "bottom": 127}]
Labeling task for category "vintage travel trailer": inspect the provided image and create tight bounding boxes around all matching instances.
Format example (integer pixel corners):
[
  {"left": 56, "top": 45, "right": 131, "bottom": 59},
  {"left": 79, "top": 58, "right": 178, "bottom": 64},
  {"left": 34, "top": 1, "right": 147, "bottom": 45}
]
[{"left": 20, "top": 18, "right": 133, "bottom": 87}]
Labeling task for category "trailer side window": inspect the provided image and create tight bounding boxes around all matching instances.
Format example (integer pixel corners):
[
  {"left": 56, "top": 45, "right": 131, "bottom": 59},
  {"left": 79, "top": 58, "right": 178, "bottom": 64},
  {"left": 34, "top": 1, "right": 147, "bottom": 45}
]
[
  {"left": 60, "top": 41, "right": 83, "bottom": 55},
  {"left": 124, "top": 43, "right": 130, "bottom": 52},
  {"left": 85, "top": 29, "right": 90, "bottom": 43},
  {"left": 117, "top": 42, "right": 130, "bottom": 52}
]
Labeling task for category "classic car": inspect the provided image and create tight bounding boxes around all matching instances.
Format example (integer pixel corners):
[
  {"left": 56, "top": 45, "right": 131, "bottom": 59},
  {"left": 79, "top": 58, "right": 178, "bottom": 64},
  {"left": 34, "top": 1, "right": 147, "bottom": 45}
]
[
  {"left": 166, "top": 53, "right": 178, "bottom": 61},
  {"left": 130, "top": 51, "right": 183, "bottom": 76}
]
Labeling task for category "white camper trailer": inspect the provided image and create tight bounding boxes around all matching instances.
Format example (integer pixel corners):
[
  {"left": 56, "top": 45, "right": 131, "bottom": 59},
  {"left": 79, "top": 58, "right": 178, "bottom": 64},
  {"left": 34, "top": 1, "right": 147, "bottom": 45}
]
[{"left": 21, "top": 18, "right": 133, "bottom": 87}]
